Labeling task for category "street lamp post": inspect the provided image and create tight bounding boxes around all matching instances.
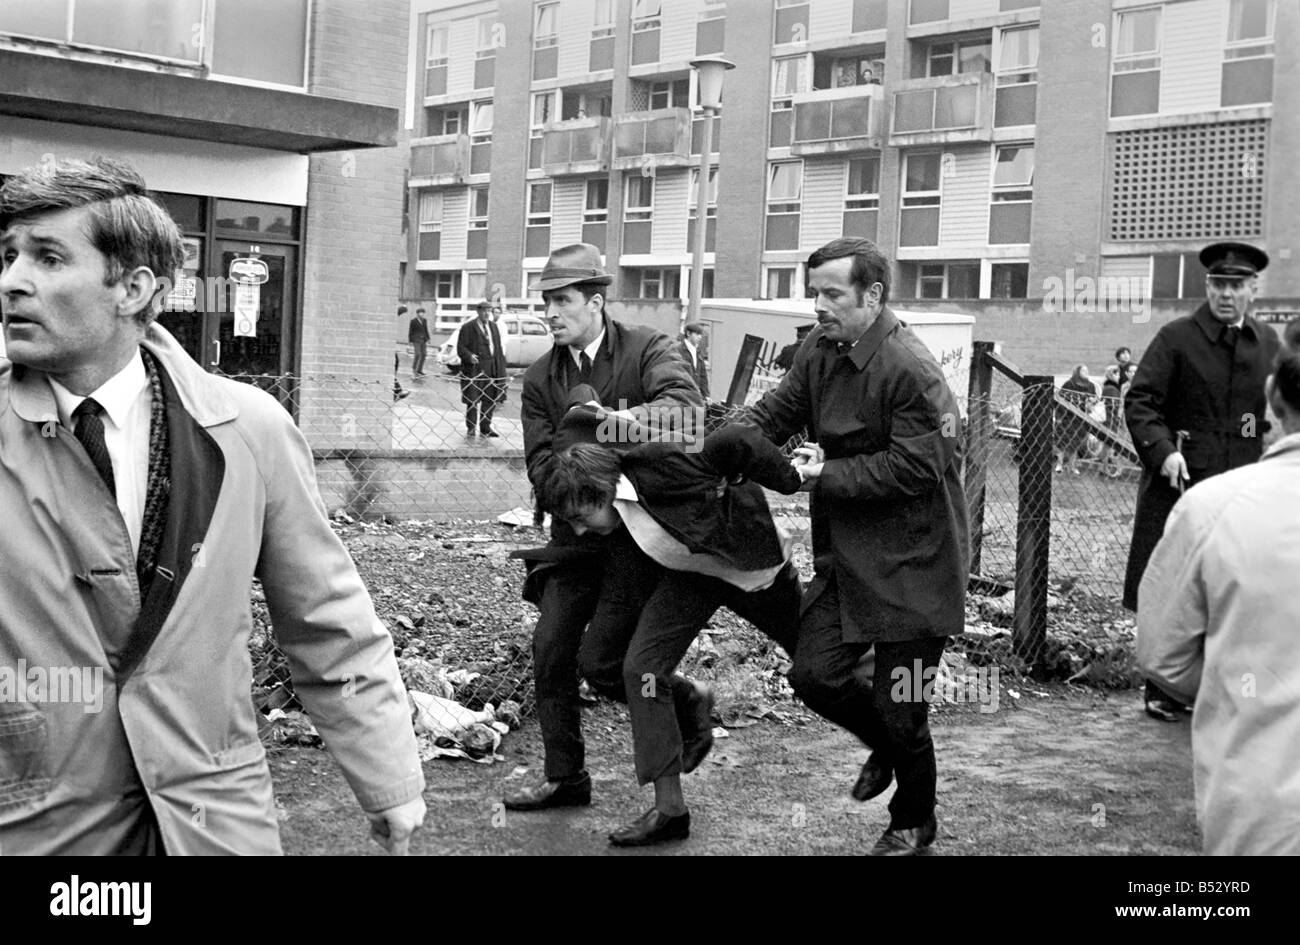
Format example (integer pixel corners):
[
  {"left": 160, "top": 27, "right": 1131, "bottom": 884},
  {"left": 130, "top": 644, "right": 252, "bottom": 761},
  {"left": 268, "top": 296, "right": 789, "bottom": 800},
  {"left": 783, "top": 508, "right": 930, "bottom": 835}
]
[{"left": 685, "top": 56, "right": 734, "bottom": 336}]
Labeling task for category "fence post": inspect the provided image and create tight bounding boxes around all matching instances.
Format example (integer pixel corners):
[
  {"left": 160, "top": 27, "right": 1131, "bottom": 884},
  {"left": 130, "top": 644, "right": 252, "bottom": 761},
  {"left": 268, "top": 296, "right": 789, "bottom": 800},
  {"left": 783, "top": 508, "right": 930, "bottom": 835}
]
[
  {"left": 1014, "top": 376, "right": 1054, "bottom": 671},
  {"left": 964, "top": 341, "right": 995, "bottom": 575}
]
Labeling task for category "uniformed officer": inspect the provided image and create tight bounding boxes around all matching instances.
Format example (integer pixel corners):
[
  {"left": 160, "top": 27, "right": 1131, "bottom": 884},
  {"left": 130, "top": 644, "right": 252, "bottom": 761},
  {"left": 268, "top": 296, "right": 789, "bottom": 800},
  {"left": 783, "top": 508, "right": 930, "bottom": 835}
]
[{"left": 1123, "top": 241, "right": 1280, "bottom": 721}]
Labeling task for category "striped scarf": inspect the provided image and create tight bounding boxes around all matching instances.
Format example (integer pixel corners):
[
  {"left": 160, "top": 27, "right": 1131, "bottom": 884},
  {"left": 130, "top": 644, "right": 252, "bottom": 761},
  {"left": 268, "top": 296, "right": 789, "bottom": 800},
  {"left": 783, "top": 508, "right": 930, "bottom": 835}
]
[{"left": 137, "top": 348, "right": 171, "bottom": 602}]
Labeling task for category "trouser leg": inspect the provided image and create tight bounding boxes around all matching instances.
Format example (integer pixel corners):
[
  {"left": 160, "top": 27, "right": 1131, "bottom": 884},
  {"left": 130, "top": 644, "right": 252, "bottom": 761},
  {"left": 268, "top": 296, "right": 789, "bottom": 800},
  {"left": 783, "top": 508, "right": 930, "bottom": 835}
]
[
  {"left": 532, "top": 563, "right": 602, "bottom": 780},
  {"left": 787, "top": 577, "right": 885, "bottom": 748},
  {"left": 622, "top": 571, "right": 723, "bottom": 785},
  {"left": 578, "top": 531, "right": 663, "bottom": 702},
  {"left": 725, "top": 561, "right": 802, "bottom": 656},
  {"left": 873, "top": 637, "right": 946, "bottom": 829}
]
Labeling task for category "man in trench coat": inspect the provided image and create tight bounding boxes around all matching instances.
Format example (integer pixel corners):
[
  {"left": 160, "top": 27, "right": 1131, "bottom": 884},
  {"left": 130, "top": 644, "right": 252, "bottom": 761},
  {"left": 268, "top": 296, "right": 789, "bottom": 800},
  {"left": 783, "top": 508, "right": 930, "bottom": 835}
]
[
  {"left": 1123, "top": 241, "right": 1279, "bottom": 721},
  {"left": 745, "top": 237, "right": 970, "bottom": 856},
  {"left": 0, "top": 157, "right": 425, "bottom": 854}
]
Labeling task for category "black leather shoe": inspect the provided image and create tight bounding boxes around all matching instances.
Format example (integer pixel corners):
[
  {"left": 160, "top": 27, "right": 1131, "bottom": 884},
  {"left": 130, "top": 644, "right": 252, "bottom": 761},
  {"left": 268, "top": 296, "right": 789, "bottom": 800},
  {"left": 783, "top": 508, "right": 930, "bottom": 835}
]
[
  {"left": 851, "top": 752, "right": 893, "bottom": 801},
  {"left": 481, "top": 428, "right": 501, "bottom": 438},
  {"left": 609, "top": 807, "right": 690, "bottom": 847},
  {"left": 1144, "top": 697, "right": 1184, "bottom": 722},
  {"left": 681, "top": 682, "right": 716, "bottom": 774},
  {"left": 502, "top": 772, "right": 592, "bottom": 811},
  {"left": 868, "top": 815, "right": 937, "bottom": 856}
]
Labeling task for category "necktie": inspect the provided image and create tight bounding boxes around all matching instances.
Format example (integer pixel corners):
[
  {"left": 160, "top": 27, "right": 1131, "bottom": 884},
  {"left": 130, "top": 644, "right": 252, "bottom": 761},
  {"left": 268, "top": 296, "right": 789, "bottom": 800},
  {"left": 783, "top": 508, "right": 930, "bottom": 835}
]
[
  {"left": 1224, "top": 326, "right": 1240, "bottom": 348},
  {"left": 73, "top": 397, "right": 116, "bottom": 497},
  {"left": 579, "top": 351, "right": 593, "bottom": 385},
  {"left": 481, "top": 321, "right": 493, "bottom": 356}
]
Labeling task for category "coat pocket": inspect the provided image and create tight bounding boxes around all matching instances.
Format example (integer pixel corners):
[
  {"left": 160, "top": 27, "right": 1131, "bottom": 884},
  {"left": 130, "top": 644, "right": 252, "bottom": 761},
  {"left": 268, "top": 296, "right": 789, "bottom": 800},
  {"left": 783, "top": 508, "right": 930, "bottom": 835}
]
[{"left": 0, "top": 705, "right": 52, "bottom": 813}]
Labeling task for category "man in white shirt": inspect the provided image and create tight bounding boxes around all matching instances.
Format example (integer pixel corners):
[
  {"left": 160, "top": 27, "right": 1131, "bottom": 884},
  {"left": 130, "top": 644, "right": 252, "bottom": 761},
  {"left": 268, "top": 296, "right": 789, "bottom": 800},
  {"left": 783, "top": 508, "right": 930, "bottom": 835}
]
[{"left": 1137, "top": 348, "right": 1300, "bottom": 855}]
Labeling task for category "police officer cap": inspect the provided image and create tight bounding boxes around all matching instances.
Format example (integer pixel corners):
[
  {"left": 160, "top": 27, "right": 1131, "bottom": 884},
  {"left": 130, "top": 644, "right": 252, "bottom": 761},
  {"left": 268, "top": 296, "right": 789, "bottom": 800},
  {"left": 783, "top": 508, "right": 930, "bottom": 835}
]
[{"left": 1199, "top": 241, "right": 1268, "bottom": 278}]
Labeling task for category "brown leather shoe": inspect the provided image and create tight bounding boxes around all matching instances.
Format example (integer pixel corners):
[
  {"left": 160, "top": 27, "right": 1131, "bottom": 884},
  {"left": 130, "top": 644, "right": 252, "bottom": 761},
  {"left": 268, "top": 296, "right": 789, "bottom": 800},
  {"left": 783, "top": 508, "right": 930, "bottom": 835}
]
[
  {"left": 680, "top": 682, "right": 716, "bottom": 774},
  {"left": 609, "top": 807, "right": 690, "bottom": 847},
  {"left": 851, "top": 752, "right": 893, "bottom": 801},
  {"left": 502, "top": 772, "right": 592, "bottom": 811},
  {"left": 868, "top": 815, "right": 937, "bottom": 856}
]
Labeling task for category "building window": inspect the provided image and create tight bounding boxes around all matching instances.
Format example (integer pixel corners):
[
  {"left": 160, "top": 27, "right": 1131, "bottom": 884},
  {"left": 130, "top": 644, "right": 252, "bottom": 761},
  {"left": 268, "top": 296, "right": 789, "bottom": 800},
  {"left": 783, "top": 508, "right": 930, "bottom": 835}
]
[
  {"left": 0, "top": 0, "right": 309, "bottom": 87},
  {"left": 591, "top": 0, "right": 616, "bottom": 71},
  {"left": 765, "top": 161, "right": 802, "bottom": 251},
  {"left": 584, "top": 178, "right": 609, "bottom": 248},
  {"left": 418, "top": 191, "right": 443, "bottom": 261},
  {"left": 1223, "top": 0, "right": 1274, "bottom": 107},
  {"left": 425, "top": 22, "right": 449, "bottom": 96},
  {"left": 423, "top": 271, "right": 462, "bottom": 299},
  {"left": 632, "top": 268, "right": 681, "bottom": 299},
  {"left": 812, "top": 52, "right": 885, "bottom": 91},
  {"left": 632, "top": 0, "right": 663, "bottom": 65},
  {"left": 995, "top": 26, "right": 1038, "bottom": 126},
  {"left": 770, "top": 55, "right": 808, "bottom": 148},
  {"left": 909, "top": 0, "right": 949, "bottom": 25},
  {"left": 533, "top": 2, "right": 560, "bottom": 80},
  {"left": 530, "top": 91, "right": 557, "bottom": 170},
  {"left": 648, "top": 78, "right": 690, "bottom": 110},
  {"left": 990, "top": 263, "right": 1029, "bottom": 299},
  {"left": 466, "top": 271, "right": 488, "bottom": 300},
  {"left": 844, "top": 157, "right": 880, "bottom": 239},
  {"left": 475, "top": 15, "right": 497, "bottom": 89},
  {"left": 764, "top": 265, "right": 800, "bottom": 299},
  {"left": 688, "top": 166, "right": 719, "bottom": 254},
  {"left": 428, "top": 104, "right": 464, "bottom": 136},
  {"left": 913, "top": 261, "right": 978, "bottom": 299},
  {"left": 526, "top": 182, "right": 552, "bottom": 258},
  {"left": 1151, "top": 253, "right": 1209, "bottom": 298},
  {"left": 774, "top": 0, "right": 809, "bottom": 46},
  {"left": 1111, "top": 8, "right": 1161, "bottom": 117},
  {"left": 990, "top": 144, "right": 1033, "bottom": 244},
  {"left": 470, "top": 100, "right": 493, "bottom": 175},
  {"left": 624, "top": 175, "right": 654, "bottom": 254},
  {"left": 911, "top": 37, "right": 991, "bottom": 78},
  {"left": 900, "top": 152, "right": 941, "bottom": 246},
  {"left": 852, "top": 0, "right": 887, "bottom": 33},
  {"left": 697, "top": 1, "right": 726, "bottom": 55},
  {"left": 468, "top": 186, "right": 489, "bottom": 259}
]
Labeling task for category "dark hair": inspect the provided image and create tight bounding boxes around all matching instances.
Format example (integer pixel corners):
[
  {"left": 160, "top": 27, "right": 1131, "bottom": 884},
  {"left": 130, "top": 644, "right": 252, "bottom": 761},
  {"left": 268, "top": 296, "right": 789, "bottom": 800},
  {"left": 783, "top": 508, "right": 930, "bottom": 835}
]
[
  {"left": 0, "top": 156, "right": 182, "bottom": 324},
  {"left": 1273, "top": 348, "right": 1300, "bottom": 414},
  {"left": 415, "top": 307, "right": 426, "bottom": 314},
  {"left": 806, "top": 237, "right": 891, "bottom": 303},
  {"left": 683, "top": 322, "right": 704, "bottom": 336},
  {"left": 398, "top": 305, "right": 409, "bottom": 315},
  {"left": 543, "top": 282, "right": 608, "bottom": 310},
  {"left": 1115, "top": 346, "right": 1131, "bottom": 360},
  {"left": 1281, "top": 318, "right": 1300, "bottom": 355},
  {"left": 545, "top": 443, "right": 622, "bottom": 515}
]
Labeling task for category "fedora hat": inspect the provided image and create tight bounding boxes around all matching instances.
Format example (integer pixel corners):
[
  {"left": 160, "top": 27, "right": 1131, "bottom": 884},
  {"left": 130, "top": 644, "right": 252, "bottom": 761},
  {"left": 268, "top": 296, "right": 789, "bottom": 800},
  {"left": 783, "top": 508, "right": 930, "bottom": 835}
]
[{"left": 533, "top": 243, "right": 613, "bottom": 292}]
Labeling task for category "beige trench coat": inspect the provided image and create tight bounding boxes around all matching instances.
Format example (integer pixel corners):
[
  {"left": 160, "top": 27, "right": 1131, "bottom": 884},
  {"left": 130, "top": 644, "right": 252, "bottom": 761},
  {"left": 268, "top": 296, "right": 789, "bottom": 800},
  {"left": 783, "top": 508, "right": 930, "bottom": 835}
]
[{"left": 0, "top": 324, "right": 423, "bottom": 854}]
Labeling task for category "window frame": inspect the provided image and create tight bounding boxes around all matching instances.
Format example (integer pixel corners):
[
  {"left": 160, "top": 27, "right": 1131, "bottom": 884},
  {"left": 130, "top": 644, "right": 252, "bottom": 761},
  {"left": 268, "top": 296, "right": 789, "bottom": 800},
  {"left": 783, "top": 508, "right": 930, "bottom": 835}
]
[
  {"left": 534, "top": 2, "right": 559, "bottom": 48},
  {"left": 418, "top": 191, "right": 444, "bottom": 233},
  {"left": 767, "top": 160, "right": 804, "bottom": 214},
  {"left": 584, "top": 178, "right": 610, "bottom": 224},
  {"left": 991, "top": 143, "right": 1034, "bottom": 203},
  {"left": 902, "top": 152, "right": 942, "bottom": 208},
  {"left": 527, "top": 181, "right": 553, "bottom": 228},
  {"left": 845, "top": 157, "right": 881, "bottom": 211},
  {"left": 689, "top": 166, "right": 720, "bottom": 217},
  {"left": 468, "top": 186, "right": 490, "bottom": 231},
  {"left": 625, "top": 174, "right": 655, "bottom": 223}
]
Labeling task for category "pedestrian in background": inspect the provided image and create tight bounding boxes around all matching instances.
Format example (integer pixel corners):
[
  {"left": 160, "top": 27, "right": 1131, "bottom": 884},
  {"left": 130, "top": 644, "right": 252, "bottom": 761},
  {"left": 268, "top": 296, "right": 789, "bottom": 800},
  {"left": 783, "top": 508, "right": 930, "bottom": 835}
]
[
  {"left": 1054, "top": 364, "right": 1096, "bottom": 475},
  {"left": 673, "top": 321, "right": 710, "bottom": 399},
  {"left": 408, "top": 305, "right": 431, "bottom": 377},
  {"left": 1123, "top": 241, "right": 1280, "bottom": 722},
  {"left": 457, "top": 299, "right": 507, "bottom": 438}
]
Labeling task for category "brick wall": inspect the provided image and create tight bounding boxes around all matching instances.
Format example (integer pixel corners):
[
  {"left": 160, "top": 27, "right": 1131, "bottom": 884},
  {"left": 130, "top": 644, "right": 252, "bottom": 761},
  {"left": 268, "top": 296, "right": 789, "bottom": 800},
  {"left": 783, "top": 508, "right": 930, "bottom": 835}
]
[{"left": 299, "top": 0, "right": 410, "bottom": 446}]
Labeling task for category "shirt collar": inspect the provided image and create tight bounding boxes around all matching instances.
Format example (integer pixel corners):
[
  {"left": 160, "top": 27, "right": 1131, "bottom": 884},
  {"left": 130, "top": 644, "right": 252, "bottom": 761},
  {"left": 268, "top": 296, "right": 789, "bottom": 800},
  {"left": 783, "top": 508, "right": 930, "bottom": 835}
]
[
  {"left": 49, "top": 348, "right": 148, "bottom": 430},
  {"left": 1263, "top": 431, "right": 1300, "bottom": 460},
  {"left": 683, "top": 338, "right": 697, "bottom": 355},
  {"left": 613, "top": 472, "right": 638, "bottom": 503},
  {"left": 816, "top": 306, "right": 899, "bottom": 371},
  {"left": 571, "top": 327, "right": 606, "bottom": 367},
  {"left": 1192, "top": 302, "right": 1258, "bottom": 344}
]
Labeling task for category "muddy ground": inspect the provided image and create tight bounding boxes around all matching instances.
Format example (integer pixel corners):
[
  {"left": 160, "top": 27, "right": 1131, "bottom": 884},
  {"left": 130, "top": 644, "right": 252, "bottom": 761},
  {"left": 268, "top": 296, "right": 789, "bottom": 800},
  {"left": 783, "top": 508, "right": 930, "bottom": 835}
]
[{"left": 271, "top": 686, "right": 1198, "bottom": 856}]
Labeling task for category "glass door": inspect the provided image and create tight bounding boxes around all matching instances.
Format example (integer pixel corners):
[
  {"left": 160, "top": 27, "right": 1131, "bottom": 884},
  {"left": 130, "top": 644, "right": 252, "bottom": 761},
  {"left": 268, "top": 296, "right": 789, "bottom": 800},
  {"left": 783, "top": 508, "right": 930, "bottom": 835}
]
[{"left": 212, "top": 241, "right": 297, "bottom": 393}]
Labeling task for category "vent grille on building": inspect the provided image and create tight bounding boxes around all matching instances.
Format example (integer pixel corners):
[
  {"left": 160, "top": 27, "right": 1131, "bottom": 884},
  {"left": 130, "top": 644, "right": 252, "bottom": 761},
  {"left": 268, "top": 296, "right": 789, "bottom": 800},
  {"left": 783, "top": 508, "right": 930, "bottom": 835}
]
[{"left": 1108, "top": 119, "right": 1268, "bottom": 241}]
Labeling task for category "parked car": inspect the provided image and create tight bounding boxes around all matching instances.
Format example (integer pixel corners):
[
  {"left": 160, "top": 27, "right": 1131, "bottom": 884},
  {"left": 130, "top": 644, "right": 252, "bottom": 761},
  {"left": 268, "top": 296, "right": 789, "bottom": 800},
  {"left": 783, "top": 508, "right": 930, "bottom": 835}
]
[{"left": 438, "top": 313, "right": 554, "bottom": 372}]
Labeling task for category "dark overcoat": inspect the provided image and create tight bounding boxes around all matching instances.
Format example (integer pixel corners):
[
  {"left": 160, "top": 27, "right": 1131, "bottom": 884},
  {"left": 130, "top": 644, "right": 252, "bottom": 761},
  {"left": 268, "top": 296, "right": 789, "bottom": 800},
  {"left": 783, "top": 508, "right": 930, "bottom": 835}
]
[
  {"left": 457, "top": 317, "right": 507, "bottom": 406},
  {"left": 746, "top": 307, "right": 970, "bottom": 642},
  {"left": 1122, "top": 302, "right": 1280, "bottom": 609}
]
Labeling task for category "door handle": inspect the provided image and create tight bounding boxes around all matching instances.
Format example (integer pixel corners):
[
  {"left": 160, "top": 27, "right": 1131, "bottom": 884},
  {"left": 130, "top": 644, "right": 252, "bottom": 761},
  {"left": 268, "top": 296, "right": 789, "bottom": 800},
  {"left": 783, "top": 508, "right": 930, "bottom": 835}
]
[{"left": 211, "top": 340, "right": 221, "bottom": 368}]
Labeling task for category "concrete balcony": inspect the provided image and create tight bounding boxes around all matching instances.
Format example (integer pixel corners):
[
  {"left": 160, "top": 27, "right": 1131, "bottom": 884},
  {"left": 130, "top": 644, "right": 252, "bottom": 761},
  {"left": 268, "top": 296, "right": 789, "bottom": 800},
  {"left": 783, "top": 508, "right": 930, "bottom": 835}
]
[
  {"left": 790, "top": 84, "right": 884, "bottom": 157},
  {"left": 408, "top": 134, "right": 470, "bottom": 188},
  {"left": 541, "top": 117, "right": 612, "bottom": 176},
  {"left": 889, "top": 72, "right": 995, "bottom": 147},
  {"left": 611, "top": 107, "right": 692, "bottom": 171}
]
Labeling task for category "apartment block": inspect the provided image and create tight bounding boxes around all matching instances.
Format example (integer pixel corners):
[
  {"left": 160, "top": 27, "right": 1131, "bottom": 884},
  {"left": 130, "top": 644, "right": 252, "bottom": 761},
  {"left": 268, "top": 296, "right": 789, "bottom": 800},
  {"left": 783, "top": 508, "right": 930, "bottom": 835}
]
[{"left": 404, "top": 0, "right": 1297, "bottom": 318}]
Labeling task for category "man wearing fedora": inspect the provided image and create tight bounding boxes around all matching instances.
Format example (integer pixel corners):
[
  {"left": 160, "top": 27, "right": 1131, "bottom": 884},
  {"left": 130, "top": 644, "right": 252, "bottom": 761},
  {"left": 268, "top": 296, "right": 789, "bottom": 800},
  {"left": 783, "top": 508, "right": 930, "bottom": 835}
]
[
  {"left": 457, "top": 299, "right": 507, "bottom": 438},
  {"left": 504, "top": 243, "right": 702, "bottom": 812},
  {"left": 1124, "top": 240, "right": 1280, "bottom": 722}
]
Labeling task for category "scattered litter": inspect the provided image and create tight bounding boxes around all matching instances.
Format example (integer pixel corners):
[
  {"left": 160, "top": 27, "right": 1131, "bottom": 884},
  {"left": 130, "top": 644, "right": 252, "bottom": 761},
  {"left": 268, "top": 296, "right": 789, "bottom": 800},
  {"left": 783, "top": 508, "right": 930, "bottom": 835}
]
[{"left": 409, "top": 690, "right": 508, "bottom": 763}]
